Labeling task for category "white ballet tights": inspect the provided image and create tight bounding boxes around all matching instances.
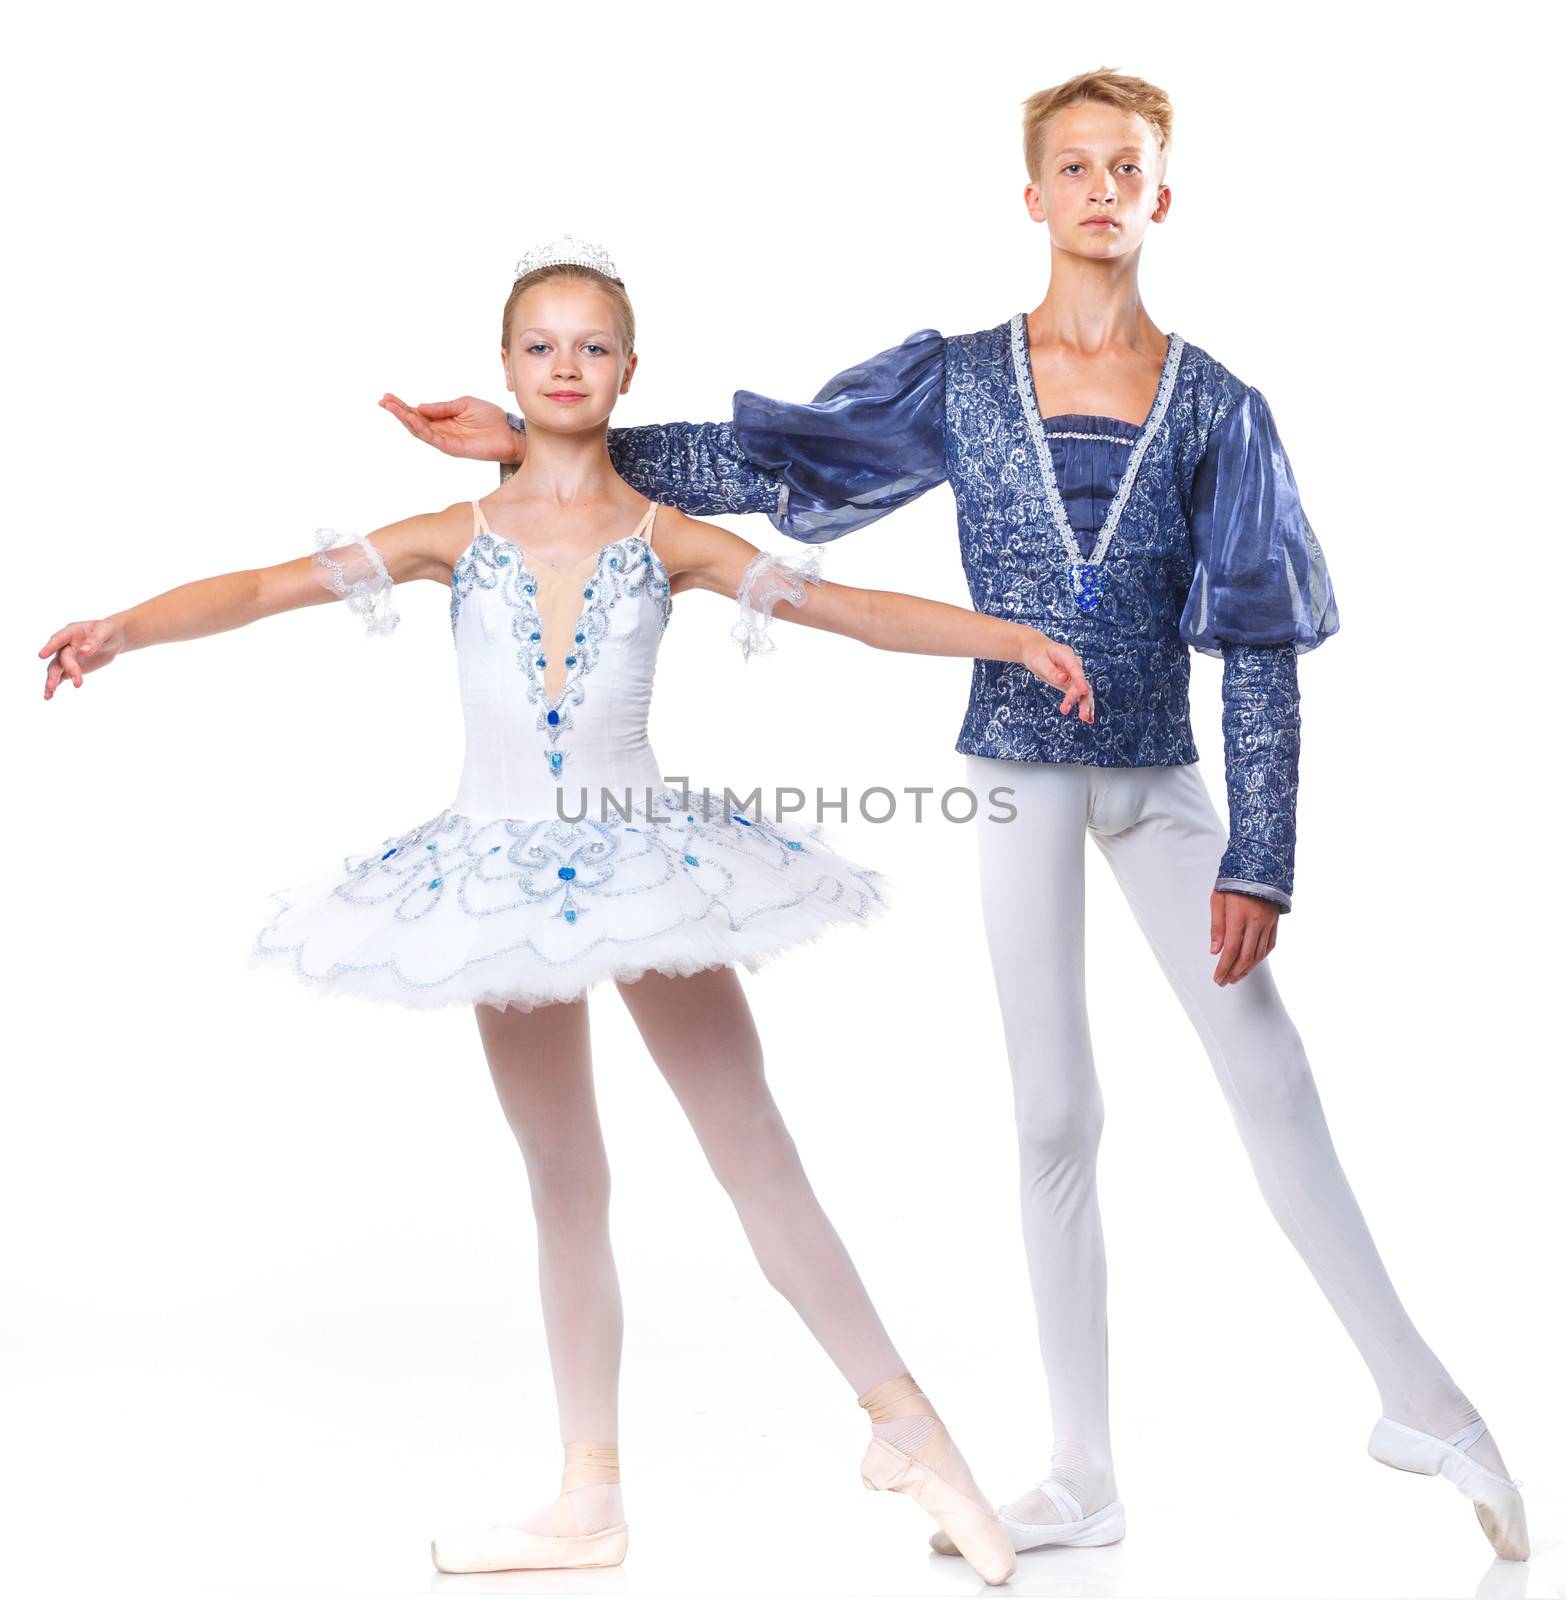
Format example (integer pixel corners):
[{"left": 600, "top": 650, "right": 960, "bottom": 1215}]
[
  {"left": 475, "top": 965, "right": 988, "bottom": 1535},
  {"left": 968, "top": 756, "right": 1508, "bottom": 1524}
]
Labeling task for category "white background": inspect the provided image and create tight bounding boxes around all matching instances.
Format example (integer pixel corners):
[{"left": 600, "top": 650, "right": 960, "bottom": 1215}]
[{"left": 5, "top": 3, "right": 1563, "bottom": 1598}]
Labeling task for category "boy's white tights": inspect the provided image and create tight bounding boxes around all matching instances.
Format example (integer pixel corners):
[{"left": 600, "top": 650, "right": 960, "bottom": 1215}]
[{"left": 969, "top": 756, "right": 1506, "bottom": 1525}]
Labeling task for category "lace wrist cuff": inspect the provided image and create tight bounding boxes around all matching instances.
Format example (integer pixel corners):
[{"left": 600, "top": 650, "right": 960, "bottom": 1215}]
[
  {"left": 731, "top": 547, "right": 823, "bottom": 661},
  {"left": 312, "top": 529, "right": 400, "bottom": 636}
]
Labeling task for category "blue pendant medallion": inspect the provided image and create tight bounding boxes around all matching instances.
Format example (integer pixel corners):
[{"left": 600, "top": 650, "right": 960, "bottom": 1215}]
[{"left": 1070, "top": 563, "right": 1104, "bottom": 613}]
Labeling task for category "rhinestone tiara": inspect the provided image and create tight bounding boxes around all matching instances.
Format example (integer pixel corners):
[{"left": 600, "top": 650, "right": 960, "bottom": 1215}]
[{"left": 513, "top": 234, "right": 620, "bottom": 282}]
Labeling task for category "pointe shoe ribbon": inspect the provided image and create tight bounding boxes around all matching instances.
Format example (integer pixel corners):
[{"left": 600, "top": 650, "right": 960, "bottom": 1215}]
[
  {"left": 857, "top": 1372, "right": 1017, "bottom": 1586},
  {"left": 430, "top": 1440, "right": 629, "bottom": 1574},
  {"left": 930, "top": 1476, "right": 1127, "bottom": 1555},
  {"left": 1368, "top": 1416, "right": 1529, "bottom": 1562}
]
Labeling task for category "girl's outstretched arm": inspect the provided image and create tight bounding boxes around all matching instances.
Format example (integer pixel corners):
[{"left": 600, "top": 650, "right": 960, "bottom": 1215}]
[
  {"left": 37, "top": 504, "right": 470, "bottom": 700},
  {"left": 656, "top": 513, "right": 1094, "bottom": 723}
]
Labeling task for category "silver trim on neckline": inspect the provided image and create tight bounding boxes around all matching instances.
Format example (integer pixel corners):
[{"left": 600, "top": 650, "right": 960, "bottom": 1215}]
[{"left": 1008, "top": 313, "right": 1185, "bottom": 573}]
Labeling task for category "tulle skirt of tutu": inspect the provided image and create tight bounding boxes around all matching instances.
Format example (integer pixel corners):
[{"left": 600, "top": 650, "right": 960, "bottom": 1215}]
[{"left": 249, "top": 785, "right": 888, "bottom": 1012}]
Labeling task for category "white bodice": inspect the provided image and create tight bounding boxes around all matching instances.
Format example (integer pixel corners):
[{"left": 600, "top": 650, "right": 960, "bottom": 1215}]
[{"left": 447, "top": 501, "right": 673, "bottom": 818}]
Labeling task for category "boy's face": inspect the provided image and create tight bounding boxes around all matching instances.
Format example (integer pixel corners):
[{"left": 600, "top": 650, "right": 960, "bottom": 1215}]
[
  {"left": 1024, "top": 102, "right": 1170, "bottom": 260},
  {"left": 501, "top": 281, "right": 636, "bottom": 434}
]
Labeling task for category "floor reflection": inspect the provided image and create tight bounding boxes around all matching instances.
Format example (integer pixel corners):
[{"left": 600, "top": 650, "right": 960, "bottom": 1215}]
[
  {"left": 430, "top": 1566, "right": 630, "bottom": 1596},
  {"left": 980, "top": 1539, "right": 1125, "bottom": 1597}
]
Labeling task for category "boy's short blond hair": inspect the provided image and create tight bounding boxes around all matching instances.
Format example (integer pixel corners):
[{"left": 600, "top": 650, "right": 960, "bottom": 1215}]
[{"left": 1022, "top": 69, "right": 1173, "bottom": 184}]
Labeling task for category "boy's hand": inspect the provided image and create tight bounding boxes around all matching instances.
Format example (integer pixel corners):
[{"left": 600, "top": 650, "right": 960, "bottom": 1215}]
[
  {"left": 1020, "top": 634, "right": 1094, "bottom": 722},
  {"left": 379, "top": 392, "right": 525, "bottom": 466},
  {"left": 38, "top": 618, "right": 126, "bottom": 699},
  {"left": 1210, "top": 890, "right": 1279, "bottom": 985}
]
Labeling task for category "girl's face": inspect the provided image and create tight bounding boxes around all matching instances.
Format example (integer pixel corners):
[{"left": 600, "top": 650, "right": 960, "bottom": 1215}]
[
  {"left": 1024, "top": 102, "right": 1170, "bottom": 261},
  {"left": 502, "top": 280, "right": 637, "bottom": 433}
]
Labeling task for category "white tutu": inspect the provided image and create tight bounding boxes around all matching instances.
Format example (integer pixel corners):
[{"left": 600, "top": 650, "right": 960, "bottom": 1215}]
[
  {"left": 250, "top": 785, "right": 888, "bottom": 1012},
  {"left": 266, "top": 504, "right": 886, "bottom": 1011}
]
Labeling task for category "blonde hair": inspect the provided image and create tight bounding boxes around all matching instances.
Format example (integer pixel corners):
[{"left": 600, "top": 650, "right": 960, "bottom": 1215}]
[
  {"left": 1022, "top": 69, "right": 1173, "bottom": 184},
  {"left": 501, "top": 263, "right": 637, "bottom": 354}
]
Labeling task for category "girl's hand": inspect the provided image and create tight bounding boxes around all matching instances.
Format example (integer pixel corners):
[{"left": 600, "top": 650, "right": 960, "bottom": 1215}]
[
  {"left": 1020, "top": 633, "right": 1095, "bottom": 722},
  {"left": 38, "top": 618, "right": 126, "bottom": 700},
  {"left": 379, "top": 392, "right": 525, "bottom": 466}
]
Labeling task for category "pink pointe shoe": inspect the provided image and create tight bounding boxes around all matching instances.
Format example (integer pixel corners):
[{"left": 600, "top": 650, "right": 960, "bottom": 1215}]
[
  {"left": 857, "top": 1373, "right": 1017, "bottom": 1586},
  {"left": 430, "top": 1441, "right": 629, "bottom": 1573},
  {"left": 430, "top": 1520, "right": 627, "bottom": 1573},
  {"left": 1369, "top": 1416, "right": 1529, "bottom": 1562}
]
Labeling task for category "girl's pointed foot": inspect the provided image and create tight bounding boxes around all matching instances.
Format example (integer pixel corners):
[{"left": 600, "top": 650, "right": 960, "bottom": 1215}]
[{"left": 857, "top": 1372, "right": 1016, "bottom": 1586}]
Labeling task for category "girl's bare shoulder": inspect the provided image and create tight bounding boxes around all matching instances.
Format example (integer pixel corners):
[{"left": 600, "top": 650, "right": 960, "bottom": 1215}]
[
  {"left": 650, "top": 505, "right": 750, "bottom": 556},
  {"left": 648, "top": 507, "right": 763, "bottom": 595},
  {"left": 374, "top": 500, "right": 480, "bottom": 581}
]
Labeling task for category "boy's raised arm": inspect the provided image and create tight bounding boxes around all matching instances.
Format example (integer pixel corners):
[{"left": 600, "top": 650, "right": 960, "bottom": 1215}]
[{"left": 383, "top": 327, "right": 950, "bottom": 546}]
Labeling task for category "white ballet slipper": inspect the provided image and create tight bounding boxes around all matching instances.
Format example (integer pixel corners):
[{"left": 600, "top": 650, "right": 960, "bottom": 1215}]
[
  {"left": 929, "top": 1478, "right": 1125, "bottom": 1555},
  {"left": 429, "top": 1518, "right": 628, "bottom": 1573},
  {"left": 1369, "top": 1416, "right": 1529, "bottom": 1562}
]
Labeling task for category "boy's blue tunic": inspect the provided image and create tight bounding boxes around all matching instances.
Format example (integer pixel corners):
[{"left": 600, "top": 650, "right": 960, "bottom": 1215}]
[{"left": 509, "top": 316, "right": 1338, "bottom": 909}]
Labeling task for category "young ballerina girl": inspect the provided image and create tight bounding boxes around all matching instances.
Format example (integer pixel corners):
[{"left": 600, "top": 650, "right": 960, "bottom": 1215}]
[{"left": 36, "top": 237, "right": 1095, "bottom": 1585}]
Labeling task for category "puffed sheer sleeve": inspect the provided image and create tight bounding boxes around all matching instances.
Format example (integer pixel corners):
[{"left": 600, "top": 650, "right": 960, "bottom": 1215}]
[
  {"left": 504, "top": 412, "right": 783, "bottom": 517},
  {"left": 310, "top": 529, "right": 400, "bottom": 636},
  {"left": 1182, "top": 389, "right": 1339, "bottom": 912},
  {"left": 501, "top": 330, "right": 947, "bottom": 540},
  {"left": 1180, "top": 387, "right": 1338, "bottom": 657},
  {"left": 731, "top": 328, "right": 948, "bottom": 543}
]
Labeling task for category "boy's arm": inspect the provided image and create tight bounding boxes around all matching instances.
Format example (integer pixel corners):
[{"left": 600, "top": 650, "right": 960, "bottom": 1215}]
[
  {"left": 1214, "top": 645, "right": 1301, "bottom": 908},
  {"left": 1181, "top": 386, "right": 1340, "bottom": 911},
  {"left": 391, "top": 328, "right": 949, "bottom": 543},
  {"left": 391, "top": 393, "right": 786, "bottom": 516},
  {"left": 541, "top": 416, "right": 785, "bottom": 519}
]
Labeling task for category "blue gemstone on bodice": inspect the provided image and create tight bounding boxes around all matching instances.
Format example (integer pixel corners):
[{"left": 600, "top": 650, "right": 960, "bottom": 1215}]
[{"left": 1070, "top": 564, "right": 1104, "bottom": 611}]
